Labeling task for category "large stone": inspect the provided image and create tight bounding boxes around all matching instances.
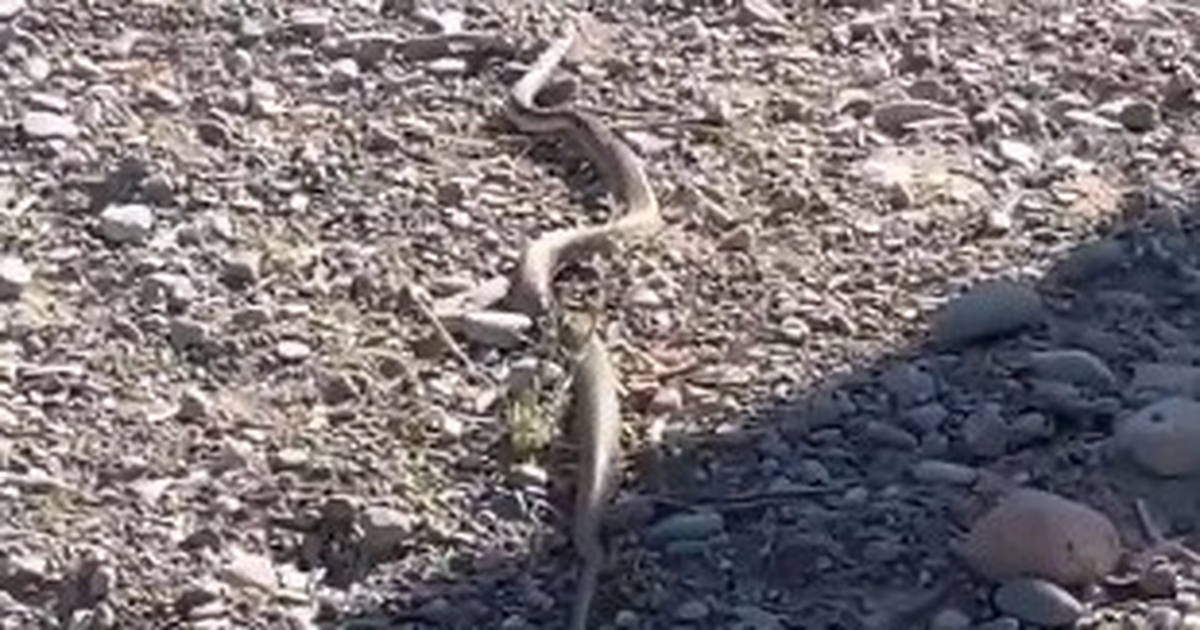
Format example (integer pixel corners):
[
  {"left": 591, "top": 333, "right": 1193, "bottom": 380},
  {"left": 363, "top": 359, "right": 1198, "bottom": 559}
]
[
  {"left": 932, "top": 280, "right": 1043, "bottom": 349},
  {"left": 1114, "top": 397, "right": 1200, "bottom": 477},
  {"left": 954, "top": 488, "right": 1121, "bottom": 586}
]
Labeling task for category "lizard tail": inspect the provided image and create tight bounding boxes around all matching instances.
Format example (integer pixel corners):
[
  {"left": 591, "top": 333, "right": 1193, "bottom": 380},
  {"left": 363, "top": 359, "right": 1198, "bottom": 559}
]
[{"left": 568, "top": 560, "right": 602, "bottom": 630}]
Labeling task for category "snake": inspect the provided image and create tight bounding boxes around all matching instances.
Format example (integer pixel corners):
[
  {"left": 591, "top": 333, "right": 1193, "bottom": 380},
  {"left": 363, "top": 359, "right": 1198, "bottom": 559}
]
[
  {"left": 503, "top": 25, "right": 664, "bottom": 317},
  {"left": 501, "top": 25, "right": 664, "bottom": 630}
]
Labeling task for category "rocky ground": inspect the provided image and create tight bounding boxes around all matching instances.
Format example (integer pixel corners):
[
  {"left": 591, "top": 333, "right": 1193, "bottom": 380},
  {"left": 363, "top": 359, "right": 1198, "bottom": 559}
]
[{"left": 3, "top": 0, "right": 1200, "bottom": 628}]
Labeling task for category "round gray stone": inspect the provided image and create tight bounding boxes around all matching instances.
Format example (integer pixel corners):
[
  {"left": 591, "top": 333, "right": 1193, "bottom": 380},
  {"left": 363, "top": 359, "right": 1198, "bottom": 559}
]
[
  {"left": 932, "top": 280, "right": 1043, "bottom": 349},
  {"left": 1026, "top": 349, "right": 1117, "bottom": 391},
  {"left": 1114, "top": 397, "right": 1200, "bottom": 477}
]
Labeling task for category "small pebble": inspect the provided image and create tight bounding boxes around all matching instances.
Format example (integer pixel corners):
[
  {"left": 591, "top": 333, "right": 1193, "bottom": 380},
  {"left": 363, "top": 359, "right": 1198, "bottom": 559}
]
[
  {"left": 360, "top": 506, "right": 413, "bottom": 560},
  {"left": 168, "top": 317, "right": 209, "bottom": 351},
  {"left": 873, "top": 99, "right": 967, "bottom": 135},
  {"left": 176, "top": 388, "right": 211, "bottom": 421},
  {"left": 647, "top": 385, "right": 683, "bottom": 416},
  {"left": 794, "top": 459, "right": 832, "bottom": 485},
  {"left": 175, "top": 580, "right": 222, "bottom": 615},
  {"left": 426, "top": 57, "right": 467, "bottom": 75},
  {"left": 614, "top": 610, "right": 639, "bottom": 628},
  {"left": 880, "top": 362, "right": 936, "bottom": 408},
  {"left": 248, "top": 79, "right": 282, "bottom": 117},
  {"left": 289, "top": 7, "right": 332, "bottom": 39},
  {"left": 836, "top": 88, "right": 874, "bottom": 118},
  {"left": 959, "top": 405, "right": 1009, "bottom": 459},
  {"left": 1139, "top": 559, "right": 1177, "bottom": 597},
  {"left": 645, "top": 511, "right": 725, "bottom": 546},
  {"left": 1052, "top": 238, "right": 1127, "bottom": 284},
  {"left": 731, "top": 605, "right": 783, "bottom": 630},
  {"left": 1179, "top": 614, "right": 1200, "bottom": 630},
  {"left": 319, "top": 370, "right": 361, "bottom": 405},
  {"left": 276, "top": 340, "right": 313, "bottom": 363},
  {"left": 1026, "top": 349, "right": 1117, "bottom": 391},
  {"left": 737, "top": 0, "right": 786, "bottom": 25},
  {"left": 992, "top": 578, "right": 1084, "bottom": 627},
  {"left": 219, "top": 548, "right": 278, "bottom": 594},
  {"left": 144, "top": 272, "right": 198, "bottom": 310},
  {"left": 25, "top": 55, "right": 51, "bottom": 81},
  {"left": 675, "top": 599, "right": 710, "bottom": 622},
  {"left": 0, "top": 256, "right": 31, "bottom": 300},
  {"left": 499, "top": 614, "right": 527, "bottom": 630},
  {"left": 995, "top": 138, "right": 1040, "bottom": 171},
  {"left": 99, "top": 204, "right": 155, "bottom": 244},
  {"left": 452, "top": 310, "right": 533, "bottom": 349},
  {"left": 1147, "top": 605, "right": 1182, "bottom": 630},
  {"left": 330, "top": 58, "right": 361, "bottom": 87},
  {"left": 1119, "top": 98, "right": 1159, "bottom": 132},
  {"left": 27, "top": 92, "right": 69, "bottom": 113},
  {"left": 843, "top": 486, "right": 869, "bottom": 505},
  {"left": 904, "top": 403, "right": 950, "bottom": 433},
  {"left": 718, "top": 224, "right": 754, "bottom": 251},
  {"left": 929, "top": 607, "right": 972, "bottom": 630},
  {"left": 270, "top": 448, "right": 309, "bottom": 472},
  {"left": 626, "top": 284, "right": 665, "bottom": 309},
  {"left": 863, "top": 420, "right": 919, "bottom": 450},
  {"left": 911, "top": 460, "right": 978, "bottom": 486},
  {"left": 143, "top": 84, "right": 184, "bottom": 111},
  {"left": 1009, "top": 412, "right": 1055, "bottom": 447},
  {"left": 196, "top": 118, "right": 233, "bottom": 148},
  {"left": 221, "top": 251, "right": 260, "bottom": 289},
  {"left": 972, "top": 618, "right": 1020, "bottom": 630}
]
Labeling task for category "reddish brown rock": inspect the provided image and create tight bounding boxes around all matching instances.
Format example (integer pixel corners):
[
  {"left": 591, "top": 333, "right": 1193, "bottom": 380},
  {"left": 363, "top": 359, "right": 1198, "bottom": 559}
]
[{"left": 953, "top": 488, "right": 1122, "bottom": 586}]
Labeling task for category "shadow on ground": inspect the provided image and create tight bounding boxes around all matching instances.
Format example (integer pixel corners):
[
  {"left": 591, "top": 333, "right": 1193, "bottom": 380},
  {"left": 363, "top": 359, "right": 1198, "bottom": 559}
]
[{"left": 309, "top": 167, "right": 1200, "bottom": 630}]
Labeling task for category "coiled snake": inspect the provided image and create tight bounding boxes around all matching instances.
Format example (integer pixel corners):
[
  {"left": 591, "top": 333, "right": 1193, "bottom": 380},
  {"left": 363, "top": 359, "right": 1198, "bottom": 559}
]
[{"left": 502, "top": 24, "right": 664, "bottom": 630}]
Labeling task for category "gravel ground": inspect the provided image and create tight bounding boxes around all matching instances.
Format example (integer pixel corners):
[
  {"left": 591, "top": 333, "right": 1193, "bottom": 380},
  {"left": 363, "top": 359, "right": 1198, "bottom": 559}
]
[{"left": 4, "top": 0, "right": 1200, "bottom": 628}]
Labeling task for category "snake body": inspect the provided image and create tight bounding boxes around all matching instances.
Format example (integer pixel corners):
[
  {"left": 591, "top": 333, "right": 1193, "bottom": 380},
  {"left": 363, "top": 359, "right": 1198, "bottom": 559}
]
[
  {"left": 504, "top": 27, "right": 663, "bottom": 317},
  {"left": 502, "top": 27, "right": 663, "bottom": 630}
]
